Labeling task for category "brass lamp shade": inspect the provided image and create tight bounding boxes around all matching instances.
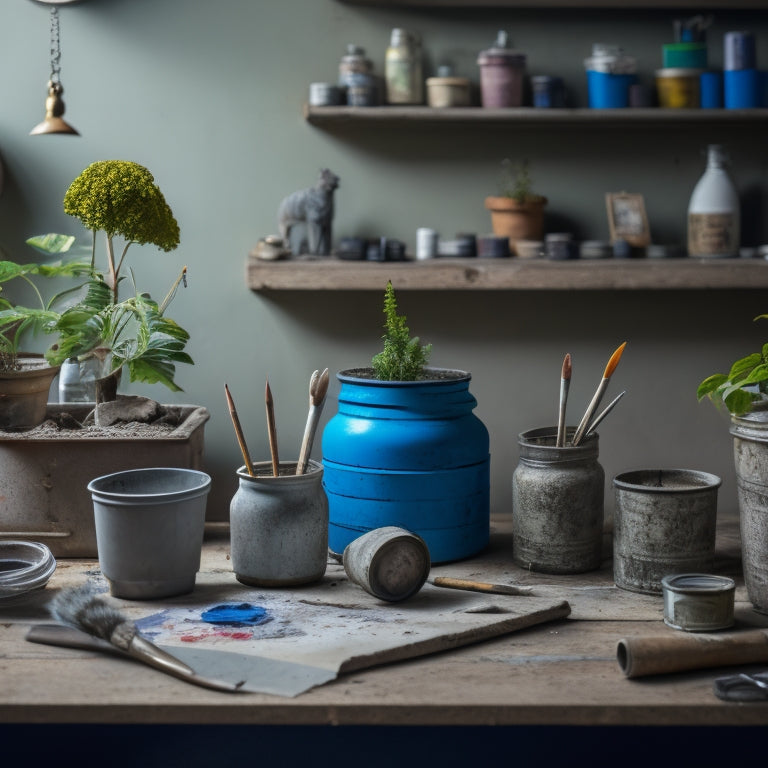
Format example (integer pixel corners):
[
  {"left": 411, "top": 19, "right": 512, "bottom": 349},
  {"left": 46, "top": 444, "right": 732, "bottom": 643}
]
[{"left": 30, "top": 81, "right": 79, "bottom": 136}]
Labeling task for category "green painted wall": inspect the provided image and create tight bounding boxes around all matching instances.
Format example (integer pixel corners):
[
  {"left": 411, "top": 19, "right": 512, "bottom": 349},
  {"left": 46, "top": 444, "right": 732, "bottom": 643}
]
[{"left": 1, "top": 0, "right": 767, "bottom": 523}]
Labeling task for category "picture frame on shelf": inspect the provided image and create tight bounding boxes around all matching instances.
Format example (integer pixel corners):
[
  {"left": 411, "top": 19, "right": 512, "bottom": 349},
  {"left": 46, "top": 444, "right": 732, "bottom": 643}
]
[{"left": 605, "top": 192, "right": 650, "bottom": 247}]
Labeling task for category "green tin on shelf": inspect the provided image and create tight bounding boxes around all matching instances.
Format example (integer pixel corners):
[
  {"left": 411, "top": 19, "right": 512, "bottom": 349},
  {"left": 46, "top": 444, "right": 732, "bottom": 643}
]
[{"left": 663, "top": 42, "right": 707, "bottom": 70}]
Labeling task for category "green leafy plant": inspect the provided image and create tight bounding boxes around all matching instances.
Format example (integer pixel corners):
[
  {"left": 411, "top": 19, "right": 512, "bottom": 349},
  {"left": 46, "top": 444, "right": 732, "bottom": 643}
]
[
  {"left": 371, "top": 281, "right": 431, "bottom": 381},
  {"left": 697, "top": 314, "right": 768, "bottom": 416},
  {"left": 2, "top": 160, "right": 192, "bottom": 396},
  {"left": 0, "top": 243, "right": 90, "bottom": 371},
  {"left": 498, "top": 158, "right": 545, "bottom": 204}
]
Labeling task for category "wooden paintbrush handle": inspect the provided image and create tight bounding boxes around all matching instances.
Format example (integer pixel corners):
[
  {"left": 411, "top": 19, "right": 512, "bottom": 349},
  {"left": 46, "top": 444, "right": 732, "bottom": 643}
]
[
  {"left": 431, "top": 576, "right": 533, "bottom": 596},
  {"left": 617, "top": 630, "right": 768, "bottom": 678}
]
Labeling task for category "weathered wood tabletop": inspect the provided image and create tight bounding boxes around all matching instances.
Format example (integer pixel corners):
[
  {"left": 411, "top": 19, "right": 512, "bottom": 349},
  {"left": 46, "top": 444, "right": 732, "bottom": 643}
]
[{"left": 2, "top": 512, "right": 767, "bottom": 727}]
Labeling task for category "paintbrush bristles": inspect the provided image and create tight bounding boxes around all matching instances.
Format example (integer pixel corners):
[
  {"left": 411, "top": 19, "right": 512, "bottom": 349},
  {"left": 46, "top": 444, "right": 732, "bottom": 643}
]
[
  {"left": 603, "top": 341, "right": 627, "bottom": 379},
  {"left": 50, "top": 585, "right": 135, "bottom": 649},
  {"left": 562, "top": 353, "right": 572, "bottom": 380}
]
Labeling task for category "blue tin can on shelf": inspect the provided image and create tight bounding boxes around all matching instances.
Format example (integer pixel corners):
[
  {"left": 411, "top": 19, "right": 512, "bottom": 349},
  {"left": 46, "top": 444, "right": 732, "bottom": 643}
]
[
  {"left": 724, "top": 68, "right": 760, "bottom": 108},
  {"left": 322, "top": 369, "right": 490, "bottom": 564},
  {"left": 700, "top": 71, "right": 723, "bottom": 108},
  {"left": 584, "top": 44, "right": 637, "bottom": 108},
  {"left": 531, "top": 75, "right": 565, "bottom": 108},
  {"left": 586, "top": 71, "right": 637, "bottom": 108}
]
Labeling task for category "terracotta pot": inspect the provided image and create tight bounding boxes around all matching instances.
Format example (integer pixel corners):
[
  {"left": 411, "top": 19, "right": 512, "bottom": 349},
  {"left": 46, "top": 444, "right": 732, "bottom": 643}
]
[
  {"left": 484, "top": 195, "right": 548, "bottom": 254},
  {"left": 0, "top": 354, "right": 60, "bottom": 431}
]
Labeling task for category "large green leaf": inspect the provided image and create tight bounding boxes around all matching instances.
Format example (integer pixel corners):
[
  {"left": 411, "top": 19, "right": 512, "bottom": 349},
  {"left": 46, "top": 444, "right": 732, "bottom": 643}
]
[{"left": 25, "top": 234, "right": 75, "bottom": 255}]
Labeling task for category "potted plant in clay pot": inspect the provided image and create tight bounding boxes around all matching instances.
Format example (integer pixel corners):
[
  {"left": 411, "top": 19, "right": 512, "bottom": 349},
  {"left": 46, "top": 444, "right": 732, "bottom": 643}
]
[
  {"left": 484, "top": 158, "right": 547, "bottom": 255},
  {"left": 0, "top": 247, "right": 89, "bottom": 430},
  {"left": 0, "top": 160, "right": 209, "bottom": 557},
  {"left": 698, "top": 315, "right": 768, "bottom": 615},
  {"left": 321, "top": 281, "right": 490, "bottom": 564}
]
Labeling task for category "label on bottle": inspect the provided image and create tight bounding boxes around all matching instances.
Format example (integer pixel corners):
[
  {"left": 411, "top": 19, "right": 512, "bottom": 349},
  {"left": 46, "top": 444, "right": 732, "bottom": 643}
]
[
  {"left": 385, "top": 57, "right": 421, "bottom": 104},
  {"left": 687, "top": 212, "right": 737, "bottom": 256}
]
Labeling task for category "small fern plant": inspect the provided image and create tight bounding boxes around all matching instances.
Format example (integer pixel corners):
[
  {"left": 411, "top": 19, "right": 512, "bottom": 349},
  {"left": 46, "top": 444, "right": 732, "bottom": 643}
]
[{"left": 371, "top": 281, "right": 431, "bottom": 381}]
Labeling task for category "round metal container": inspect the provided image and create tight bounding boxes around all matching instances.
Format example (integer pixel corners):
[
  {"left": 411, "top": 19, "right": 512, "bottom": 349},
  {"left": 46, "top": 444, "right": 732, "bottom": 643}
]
[
  {"left": 343, "top": 526, "right": 430, "bottom": 602},
  {"left": 512, "top": 426, "right": 604, "bottom": 574},
  {"left": 613, "top": 469, "right": 721, "bottom": 595},
  {"left": 661, "top": 573, "right": 735, "bottom": 632}
]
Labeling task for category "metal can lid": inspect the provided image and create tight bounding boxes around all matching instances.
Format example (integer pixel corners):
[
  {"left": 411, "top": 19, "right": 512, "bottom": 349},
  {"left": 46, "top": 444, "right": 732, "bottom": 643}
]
[{"left": 661, "top": 573, "right": 735, "bottom": 594}]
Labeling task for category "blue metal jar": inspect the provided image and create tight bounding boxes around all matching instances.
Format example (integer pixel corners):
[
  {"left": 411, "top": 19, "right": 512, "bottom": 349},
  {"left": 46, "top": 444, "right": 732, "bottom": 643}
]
[{"left": 322, "top": 368, "right": 490, "bottom": 563}]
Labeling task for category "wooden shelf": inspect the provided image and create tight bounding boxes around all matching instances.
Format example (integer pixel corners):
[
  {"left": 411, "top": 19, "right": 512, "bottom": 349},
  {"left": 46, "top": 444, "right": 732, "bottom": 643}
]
[
  {"left": 247, "top": 256, "right": 768, "bottom": 291},
  {"left": 304, "top": 105, "right": 768, "bottom": 128},
  {"left": 336, "top": 0, "right": 766, "bottom": 7}
]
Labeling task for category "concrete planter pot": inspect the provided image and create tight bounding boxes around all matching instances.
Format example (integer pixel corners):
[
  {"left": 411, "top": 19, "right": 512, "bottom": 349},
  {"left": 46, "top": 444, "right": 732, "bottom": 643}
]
[
  {"left": 730, "top": 410, "right": 768, "bottom": 614},
  {"left": 0, "top": 403, "right": 209, "bottom": 557},
  {"left": 0, "top": 354, "right": 60, "bottom": 432},
  {"left": 89, "top": 467, "right": 211, "bottom": 600}
]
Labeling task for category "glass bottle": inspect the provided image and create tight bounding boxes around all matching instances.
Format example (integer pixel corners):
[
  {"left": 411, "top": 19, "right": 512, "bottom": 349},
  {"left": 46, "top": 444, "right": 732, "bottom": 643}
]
[
  {"left": 687, "top": 144, "right": 740, "bottom": 258},
  {"left": 385, "top": 29, "right": 423, "bottom": 105}
]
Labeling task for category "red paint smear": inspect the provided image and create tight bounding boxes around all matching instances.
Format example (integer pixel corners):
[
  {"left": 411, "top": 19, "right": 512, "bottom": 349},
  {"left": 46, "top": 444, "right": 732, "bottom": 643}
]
[{"left": 180, "top": 629, "right": 253, "bottom": 643}]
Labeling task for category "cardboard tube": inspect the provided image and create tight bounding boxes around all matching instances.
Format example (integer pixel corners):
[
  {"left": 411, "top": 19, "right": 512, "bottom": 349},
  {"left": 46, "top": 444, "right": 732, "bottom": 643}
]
[{"left": 617, "top": 630, "right": 768, "bottom": 678}]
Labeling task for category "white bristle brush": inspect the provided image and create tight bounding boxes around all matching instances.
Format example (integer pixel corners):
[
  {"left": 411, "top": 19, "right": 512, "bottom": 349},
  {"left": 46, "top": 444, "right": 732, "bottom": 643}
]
[{"left": 48, "top": 585, "right": 243, "bottom": 692}]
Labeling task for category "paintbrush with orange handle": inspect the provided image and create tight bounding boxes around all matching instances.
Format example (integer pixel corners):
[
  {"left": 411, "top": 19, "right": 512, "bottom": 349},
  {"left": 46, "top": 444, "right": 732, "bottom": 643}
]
[
  {"left": 265, "top": 379, "right": 280, "bottom": 476},
  {"left": 572, "top": 341, "right": 627, "bottom": 446},
  {"left": 224, "top": 383, "right": 255, "bottom": 476},
  {"left": 556, "top": 353, "right": 571, "bottom": 448}
]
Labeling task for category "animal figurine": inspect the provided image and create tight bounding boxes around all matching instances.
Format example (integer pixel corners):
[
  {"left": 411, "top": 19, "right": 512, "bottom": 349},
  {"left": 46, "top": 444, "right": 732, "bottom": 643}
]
[{"left": 277, "top": 169, "right": 340, "bottom": 256}]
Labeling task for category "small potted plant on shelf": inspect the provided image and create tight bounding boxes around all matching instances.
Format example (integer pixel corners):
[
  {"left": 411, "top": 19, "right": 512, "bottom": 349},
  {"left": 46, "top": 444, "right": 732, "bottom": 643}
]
[
  {"left": 697, "top": 313, "right": 768, "bottom": 615},
  {"left": 321, "top": 281, "right": 490, "bottom": 563},
  {"left": 0, "top": 160, "right": 209, "bottom": 558},
  {"left": 0, "top": 245, "right": 89, "bottom": 430},
  {"left": 484, "top": 158, "right": 548, "bottom": 254}
]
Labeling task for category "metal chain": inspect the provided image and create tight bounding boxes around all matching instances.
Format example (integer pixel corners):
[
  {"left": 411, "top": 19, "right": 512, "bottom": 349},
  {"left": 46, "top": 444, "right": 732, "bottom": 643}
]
[{"left": 49, "top": 7, "right": 61, "bottom": 84}]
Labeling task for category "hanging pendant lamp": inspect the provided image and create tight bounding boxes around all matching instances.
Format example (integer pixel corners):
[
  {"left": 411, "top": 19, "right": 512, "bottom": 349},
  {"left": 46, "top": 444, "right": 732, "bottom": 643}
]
[{"left": 30, "top": 5, "right": 79, "bottom": 136}]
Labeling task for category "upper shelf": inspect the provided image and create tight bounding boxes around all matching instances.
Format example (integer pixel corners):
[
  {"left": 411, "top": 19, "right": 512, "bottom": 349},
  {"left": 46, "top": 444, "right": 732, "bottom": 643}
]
[
  {"left": 336, "top": 0, "right": 766, "bottom": 7},
  {"left": 304, "top": 105, "right": 768, "bottom": 128},
  {"left": 247, "top": 256, "right": 768, "bottom": 292}
]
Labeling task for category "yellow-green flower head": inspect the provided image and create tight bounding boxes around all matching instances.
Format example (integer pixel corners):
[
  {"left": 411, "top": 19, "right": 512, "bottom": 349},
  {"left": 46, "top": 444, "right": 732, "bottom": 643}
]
[{"left": 63, "top": 160, "right": 180, "bottom": 252}]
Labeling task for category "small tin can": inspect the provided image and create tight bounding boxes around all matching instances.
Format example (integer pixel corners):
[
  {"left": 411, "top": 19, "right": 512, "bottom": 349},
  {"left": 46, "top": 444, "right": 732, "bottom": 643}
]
[
  {"left": 724, "top": 31, "right": 756, "bottom": 71},
  {"left": 309, "top": 83, "right": 344, "bottom": 107},
  {"left": 416, "top": 227, "right": 438, "bottom": 259},
  {"left": 531, "top": 75, "right": 565, "bottom": 108},
  {"left": 661, "top": 573, "right": 736, "bottom": 632},
  {"left": 343, "top": 526, "right": 430, "bottom": 602},
  {"left": 546, "top": 232, "right": 576, "bottom": 260}
]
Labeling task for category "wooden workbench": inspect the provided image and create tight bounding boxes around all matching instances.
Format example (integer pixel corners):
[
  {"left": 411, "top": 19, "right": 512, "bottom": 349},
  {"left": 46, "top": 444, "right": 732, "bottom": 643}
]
[{"left": 2, "top": 512, "right": 767, "bottom": 755}]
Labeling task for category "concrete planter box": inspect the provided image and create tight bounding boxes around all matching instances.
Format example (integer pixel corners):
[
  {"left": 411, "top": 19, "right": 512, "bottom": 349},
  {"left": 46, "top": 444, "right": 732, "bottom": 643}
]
[{"left": 0, "top": 403, "right": 209, "bottom": 557}]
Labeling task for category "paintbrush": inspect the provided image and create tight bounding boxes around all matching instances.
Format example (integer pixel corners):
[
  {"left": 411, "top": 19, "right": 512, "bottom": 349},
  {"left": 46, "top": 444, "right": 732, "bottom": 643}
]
[
  {"left": 584, "top": 390, "right": 626, "bottom": 439},
  {"left": 572, "top": 341, "right": 627, "bottom": 447},
  {"left": 48, "top": 585, "right": 243, "bottom": 692},
  {"left": 296, "top": 367, "right": 330, "bottom": 475},
  {"left": 265, "top": 379, "right": 279, "bottom": 476},
  {"left": 556, "top": 353, "right": 571, "bottom": 448},
  {"left": 429, "top": 576, "right": 533, "bottom": 596},
  {"left": 224, "top": 383, "right": 254, "bottom": 476}
]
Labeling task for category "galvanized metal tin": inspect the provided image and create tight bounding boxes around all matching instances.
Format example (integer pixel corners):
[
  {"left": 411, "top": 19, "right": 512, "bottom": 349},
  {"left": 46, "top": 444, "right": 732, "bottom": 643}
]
[
  {"left": 613, "top": 469, "right": 721, "bottom": 595},
  {"left": 512, "top": 426, "right": 604, "bottom": 574},
  {"left": 661, "top": 573, "right": 735, "bottom": 632},
  {"left": 343, "top": 526, "right": 430, "bottom": 602}
]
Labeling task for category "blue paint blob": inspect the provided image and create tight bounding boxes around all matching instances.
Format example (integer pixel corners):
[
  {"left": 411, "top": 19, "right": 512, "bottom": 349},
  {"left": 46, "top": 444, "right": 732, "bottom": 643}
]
[{"left": 201, "top": 603, "right": 271, "bottom": 627}]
